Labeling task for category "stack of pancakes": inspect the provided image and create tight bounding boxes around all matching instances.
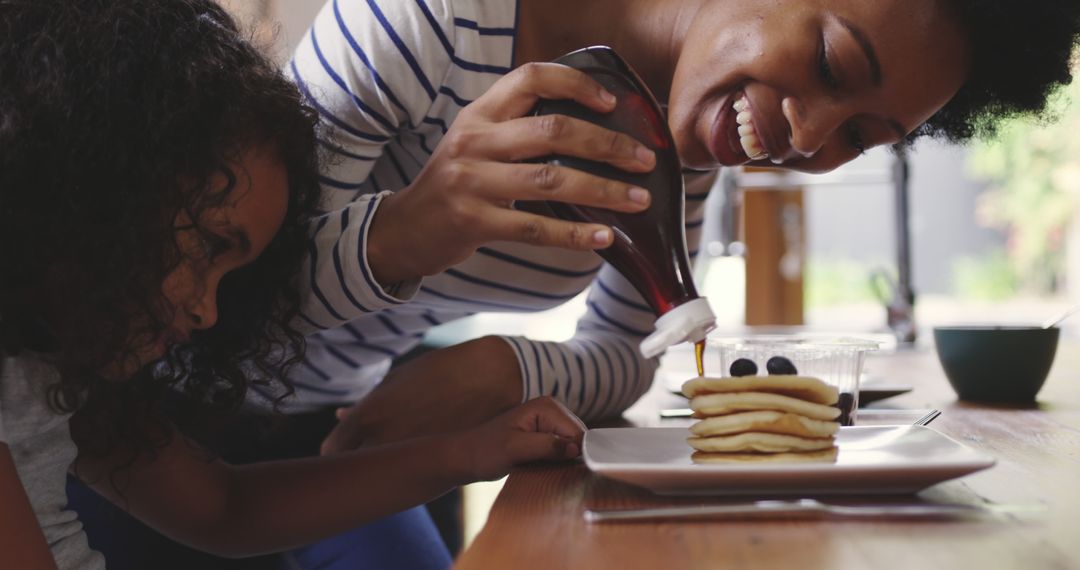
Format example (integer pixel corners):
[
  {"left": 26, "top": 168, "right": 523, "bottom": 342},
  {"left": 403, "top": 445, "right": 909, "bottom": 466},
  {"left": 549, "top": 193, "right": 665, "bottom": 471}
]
[{"left": 681, "top": 375, "right": 842, "bottom": 463}]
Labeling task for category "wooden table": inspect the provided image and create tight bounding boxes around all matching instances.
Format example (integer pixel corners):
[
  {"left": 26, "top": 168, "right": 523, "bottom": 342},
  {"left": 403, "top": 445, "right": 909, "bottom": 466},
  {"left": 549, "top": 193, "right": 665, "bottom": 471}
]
[{"left": 455, "top": 343, "right": 1080, "bottom": 569}]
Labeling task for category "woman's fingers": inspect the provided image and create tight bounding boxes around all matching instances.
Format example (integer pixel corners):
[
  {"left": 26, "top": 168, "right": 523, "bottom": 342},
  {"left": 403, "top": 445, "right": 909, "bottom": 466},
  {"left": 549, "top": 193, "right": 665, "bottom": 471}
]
[
  {"left": 482, "top": 208, "right": 615, "bottom": 250},
  {"left": 457, "top": 161, "right": 651, "bottom": 213},
  {"left": 449, "top": 114, "right": 655, "bottom": 173},
  {"left": 380, "top": 62, "right": 663, "bottom": 279},
  {"left": 469, "top": 62, "right": 616, "bottom": 121}
]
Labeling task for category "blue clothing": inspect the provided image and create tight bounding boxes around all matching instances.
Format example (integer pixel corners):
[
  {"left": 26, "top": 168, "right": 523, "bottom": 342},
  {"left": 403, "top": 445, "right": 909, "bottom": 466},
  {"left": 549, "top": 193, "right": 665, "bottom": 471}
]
[{"left": 283, "top": 507, "right": 451, "bottom": 570}]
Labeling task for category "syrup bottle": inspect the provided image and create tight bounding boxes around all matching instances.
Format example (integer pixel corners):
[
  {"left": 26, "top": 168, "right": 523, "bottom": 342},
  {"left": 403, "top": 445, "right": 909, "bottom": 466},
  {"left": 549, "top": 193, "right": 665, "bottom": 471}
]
[{"left": 532, "top": 46, "right": 716, "bottom": 362}]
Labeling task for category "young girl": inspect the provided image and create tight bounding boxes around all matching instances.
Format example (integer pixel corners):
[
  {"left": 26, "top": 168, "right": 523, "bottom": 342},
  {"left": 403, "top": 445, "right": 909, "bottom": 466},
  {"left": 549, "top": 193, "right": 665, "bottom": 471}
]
[{"left": 0, "top": 1, "right": 585, "bottom": 568}]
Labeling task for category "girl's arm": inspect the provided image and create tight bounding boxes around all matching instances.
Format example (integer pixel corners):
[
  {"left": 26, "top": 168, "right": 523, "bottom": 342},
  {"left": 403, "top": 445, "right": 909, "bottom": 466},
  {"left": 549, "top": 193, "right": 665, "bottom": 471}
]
[
  {"left": 75, "top": 397, "right": 582, "bottom": 559},
  {"left": 0, "top": 443, "right": 59, "bottom": 570}
]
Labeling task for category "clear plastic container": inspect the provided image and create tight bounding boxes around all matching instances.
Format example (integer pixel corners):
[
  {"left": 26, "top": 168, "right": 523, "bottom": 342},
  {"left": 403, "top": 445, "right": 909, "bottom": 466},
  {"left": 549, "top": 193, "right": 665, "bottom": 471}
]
[{"left": 710, "top": 336, "right": 879, "bottom": 426}]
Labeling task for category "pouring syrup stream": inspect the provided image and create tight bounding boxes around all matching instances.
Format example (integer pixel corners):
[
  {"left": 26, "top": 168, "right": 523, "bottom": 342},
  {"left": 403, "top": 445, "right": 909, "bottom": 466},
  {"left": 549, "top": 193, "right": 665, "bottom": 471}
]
[{"left": 694, "top": 339, "right": 706, "bottom": 377}]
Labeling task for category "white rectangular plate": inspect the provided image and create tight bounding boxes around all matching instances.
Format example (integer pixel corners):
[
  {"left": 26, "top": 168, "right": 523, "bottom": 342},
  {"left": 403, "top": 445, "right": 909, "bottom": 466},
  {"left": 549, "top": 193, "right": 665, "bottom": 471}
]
[{"left": 583, "top": 426, "right": 995, "bottom": 496}]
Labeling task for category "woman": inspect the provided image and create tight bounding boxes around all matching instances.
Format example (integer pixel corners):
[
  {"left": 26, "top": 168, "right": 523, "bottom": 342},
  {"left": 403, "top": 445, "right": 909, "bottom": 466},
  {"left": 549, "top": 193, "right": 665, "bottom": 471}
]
[
  {"left": 295, "top": 0, "right": 1080, "bottom": 449},
  {"left": 0, "top": 2, "right": 586, "bottom": 568},
  {"left": 275, "top": 0, "right": 1079, "bottom": 567}
]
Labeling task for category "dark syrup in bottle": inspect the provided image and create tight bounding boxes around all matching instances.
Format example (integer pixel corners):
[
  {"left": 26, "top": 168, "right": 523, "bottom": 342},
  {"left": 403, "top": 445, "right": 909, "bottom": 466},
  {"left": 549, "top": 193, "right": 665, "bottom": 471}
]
[{"left": 531, "top": 46, "right": 715, "bottom": 360}]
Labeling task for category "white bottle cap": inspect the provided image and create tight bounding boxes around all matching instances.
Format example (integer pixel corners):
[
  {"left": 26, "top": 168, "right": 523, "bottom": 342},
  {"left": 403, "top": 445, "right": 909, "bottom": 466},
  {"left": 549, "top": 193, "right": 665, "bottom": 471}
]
[{"left": 639, "top": 297, "right": 717, "bottom": 358}]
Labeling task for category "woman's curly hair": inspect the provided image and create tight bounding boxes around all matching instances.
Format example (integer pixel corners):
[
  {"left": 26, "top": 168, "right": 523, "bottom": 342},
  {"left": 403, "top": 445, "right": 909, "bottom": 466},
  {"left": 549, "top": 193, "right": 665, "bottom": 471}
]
[
  {"left": 924, "top": 0, "right": 1080, "bottom": 140},
  {"left": 0, "top": 0, "right": 322, "bottom": 462}
]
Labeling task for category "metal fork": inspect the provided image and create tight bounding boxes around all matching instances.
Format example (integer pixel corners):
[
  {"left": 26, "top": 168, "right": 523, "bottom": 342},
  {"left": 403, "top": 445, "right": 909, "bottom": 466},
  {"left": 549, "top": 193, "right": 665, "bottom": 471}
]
[
  {"left": 913, "top": 409, "right": 941, "bottom": 426},
  {"left": 659, "top": 408, "right": 942, "bottom": 426},
  {"left": 584, "top": 497, "right": 1041, "bottom": 523}
]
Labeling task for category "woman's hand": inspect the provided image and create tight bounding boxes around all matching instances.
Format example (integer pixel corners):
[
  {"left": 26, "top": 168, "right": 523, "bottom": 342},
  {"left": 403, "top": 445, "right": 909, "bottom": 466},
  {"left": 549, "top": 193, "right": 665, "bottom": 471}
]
[
  {"left": 454, "top": 397, "right": 586, "bottom": 482},
  {"left": 320, "top": 336, "right": 523, "bottom": 454},
  {"left": 367, "top": 62, "right": 656, "bottom": 285}
]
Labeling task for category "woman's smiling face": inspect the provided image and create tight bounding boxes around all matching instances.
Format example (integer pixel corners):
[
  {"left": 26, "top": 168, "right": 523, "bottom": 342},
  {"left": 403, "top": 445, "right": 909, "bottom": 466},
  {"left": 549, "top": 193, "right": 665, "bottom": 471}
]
[{"left": 666, "top": 0, "right": 970, "bottom": 173}]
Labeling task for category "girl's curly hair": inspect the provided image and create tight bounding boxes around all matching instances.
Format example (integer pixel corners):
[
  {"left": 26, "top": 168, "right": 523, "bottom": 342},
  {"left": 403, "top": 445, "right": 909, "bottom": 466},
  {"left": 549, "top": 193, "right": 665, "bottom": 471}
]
[
  {"left": 0, "top": 0, "right": 321, "bottom": 462},
  {"left": 925, "top": 0, "right": 1080, "bottom": 140}
]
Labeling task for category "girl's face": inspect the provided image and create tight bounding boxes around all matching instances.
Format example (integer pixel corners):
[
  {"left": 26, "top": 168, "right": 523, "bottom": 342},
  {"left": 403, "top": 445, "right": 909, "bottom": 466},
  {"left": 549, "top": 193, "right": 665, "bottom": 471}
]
[
  {"left": 134, "top": 145, "right": 289, "bottom": 367},
  {"left": 665, "top": 0, "right": 969, "bottom": 172}
]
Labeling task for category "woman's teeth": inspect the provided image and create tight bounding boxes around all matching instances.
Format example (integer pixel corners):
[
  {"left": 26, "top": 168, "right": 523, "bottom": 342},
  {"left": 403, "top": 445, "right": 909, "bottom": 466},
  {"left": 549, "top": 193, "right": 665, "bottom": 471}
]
[{"left": 733, "top": 95, "right": 768, "bottom": 160}]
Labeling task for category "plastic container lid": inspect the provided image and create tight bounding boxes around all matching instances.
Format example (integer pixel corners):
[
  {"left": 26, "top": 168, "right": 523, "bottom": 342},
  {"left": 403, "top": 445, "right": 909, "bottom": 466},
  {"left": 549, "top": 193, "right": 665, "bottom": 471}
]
[{"left": 639, "top": 297, "right": 717, "bottom": 358}]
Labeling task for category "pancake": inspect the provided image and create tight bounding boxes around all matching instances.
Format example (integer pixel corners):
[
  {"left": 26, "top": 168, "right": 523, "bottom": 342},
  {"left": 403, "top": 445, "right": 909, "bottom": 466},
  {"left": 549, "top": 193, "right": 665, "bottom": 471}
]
[
  {"left": 689, "top": 391, "right": 841, "bottom": 421},
  {"left": 691, "top": 447, "right": 839, "bottom": 464},
  {"left": 682, "top": 375, "right": 839, "bottom": 405},
  {"left": 689, "top": 410, "right": 839, "bottom": 439},
  {"left": 687, "top": 431, "right": 836, "bottom": 453}
]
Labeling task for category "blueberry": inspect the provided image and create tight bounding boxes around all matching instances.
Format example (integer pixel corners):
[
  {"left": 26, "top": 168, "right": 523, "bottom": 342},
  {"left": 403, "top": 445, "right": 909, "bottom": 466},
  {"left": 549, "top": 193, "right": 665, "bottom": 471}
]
[
  {"left": 765, "top": 356, "right": 798, "bottom": 375},
  {"left": 836, "top": 392, "right": 855, "bottom": 426},
  {"left": 728, "top": 358, "right": 758, "bottom": 377}
]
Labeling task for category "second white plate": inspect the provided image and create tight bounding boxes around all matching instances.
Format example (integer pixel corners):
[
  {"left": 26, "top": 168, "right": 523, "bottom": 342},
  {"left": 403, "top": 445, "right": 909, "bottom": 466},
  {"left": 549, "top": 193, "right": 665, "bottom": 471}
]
[{"left": 583, "top": 426, "right": 995, "bottom": 496}]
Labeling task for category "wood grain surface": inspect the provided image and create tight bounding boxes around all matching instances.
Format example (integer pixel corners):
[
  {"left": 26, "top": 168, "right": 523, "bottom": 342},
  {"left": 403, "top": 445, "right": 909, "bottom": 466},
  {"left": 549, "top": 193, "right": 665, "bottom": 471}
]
[{"left": 455, "top": 343, "right": 1080, "bottom": 570}]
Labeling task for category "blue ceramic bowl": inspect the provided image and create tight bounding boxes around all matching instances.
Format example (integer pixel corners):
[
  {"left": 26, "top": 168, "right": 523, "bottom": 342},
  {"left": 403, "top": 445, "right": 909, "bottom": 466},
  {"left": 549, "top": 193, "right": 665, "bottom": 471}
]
[{"left": 933, "top": 326, "right": 1059, "bottom": 403}]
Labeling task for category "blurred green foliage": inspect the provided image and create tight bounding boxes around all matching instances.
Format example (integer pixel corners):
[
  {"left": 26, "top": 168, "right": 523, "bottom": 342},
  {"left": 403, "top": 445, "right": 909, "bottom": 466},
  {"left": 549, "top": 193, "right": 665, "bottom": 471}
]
[
  {"left": 805, "top": 257, "right": 881, "bottom": 308},
  {"left": 968, "top": 78, "right": 1079, "bottom": 294},
  {"left": 951, "top": 250, "right": 1018, "bottom": 300}
]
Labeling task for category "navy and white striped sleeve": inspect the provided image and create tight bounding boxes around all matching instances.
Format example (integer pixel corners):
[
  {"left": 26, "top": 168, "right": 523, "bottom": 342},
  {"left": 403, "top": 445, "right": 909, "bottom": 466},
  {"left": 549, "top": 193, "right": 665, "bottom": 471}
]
[
  {"left": 501, "top": 174, "right": 715, "bottom": 421},
  {"left": 291, "top": 0, "right": 456, "bottom": 329},
  {"left": 292, "top": 0, "right": 453, "bottom": 191},
  {"left": 298, "top": 190, "right": 415, "bottom": 331},
  {"left": 499, "top": 267, "right": 657, "bottom": 422}
]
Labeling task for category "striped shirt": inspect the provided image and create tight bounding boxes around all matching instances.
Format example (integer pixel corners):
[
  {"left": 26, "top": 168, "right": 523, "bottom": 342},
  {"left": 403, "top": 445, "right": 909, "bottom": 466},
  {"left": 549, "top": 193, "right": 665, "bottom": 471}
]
[{"left": 280, "top": 0, "right": 709, "bottom": 419}]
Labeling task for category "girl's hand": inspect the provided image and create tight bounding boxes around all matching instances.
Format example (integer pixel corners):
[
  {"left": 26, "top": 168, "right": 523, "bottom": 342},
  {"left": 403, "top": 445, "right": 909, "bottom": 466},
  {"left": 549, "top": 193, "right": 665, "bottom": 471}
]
[
  {"left": 455, "top": 397, "right": 586, "bottom": 482},
  {"left": 367, "top": 62, "right": 656, "bottom": 285}
]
